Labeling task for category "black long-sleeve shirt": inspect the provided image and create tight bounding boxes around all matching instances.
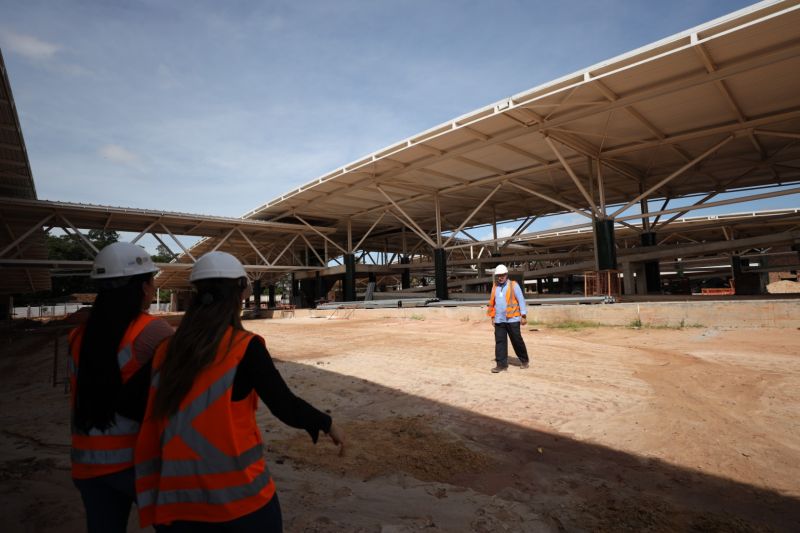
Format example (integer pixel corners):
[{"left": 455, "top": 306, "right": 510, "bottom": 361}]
[
  {"left": 119, "top": 336, "right": 331, "bottom": 443},
  {"left": 232, "top": 337, "right": 332, "bottom": 442}
]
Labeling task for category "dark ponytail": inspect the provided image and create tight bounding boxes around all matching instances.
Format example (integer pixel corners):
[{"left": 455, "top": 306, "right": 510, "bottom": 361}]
[
  {"left": 151, "top": 278, "right": 245, "bottom": 419},
  {"left": 73, "top": 273, "right": 152, "bottom": 433}
]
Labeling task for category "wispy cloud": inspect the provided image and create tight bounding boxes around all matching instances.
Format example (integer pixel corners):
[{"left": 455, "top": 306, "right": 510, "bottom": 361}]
[
  {"left": 99, "top": 144, "right": 140, "bottom": 166},
  {"left": 0, "top": 30, "right": 60, "bottom": 61}
]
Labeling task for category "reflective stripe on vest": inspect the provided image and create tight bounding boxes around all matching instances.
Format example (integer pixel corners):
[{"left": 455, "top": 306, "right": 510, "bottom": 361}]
[
  {"left": 135, "top": 328, "right": 275, "bottom": 526},
  {"left": 486, "top": 281, "right": 521, "bottom": 319},
  {"left": 139, "top": 472, "right": 271, "bottom": 508},
  {"left": 70, "top": 313, "right": 157, "bottom": 479}
]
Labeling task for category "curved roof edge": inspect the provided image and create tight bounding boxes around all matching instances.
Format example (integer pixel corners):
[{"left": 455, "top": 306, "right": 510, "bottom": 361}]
[{"left": 242, "top": 0, "right": 796, "bottom": 220}]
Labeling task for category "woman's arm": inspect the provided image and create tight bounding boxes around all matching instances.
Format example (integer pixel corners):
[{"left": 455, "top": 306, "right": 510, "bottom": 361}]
[{"left": 233, "top": 337, "right": 333, "bottom": 443}]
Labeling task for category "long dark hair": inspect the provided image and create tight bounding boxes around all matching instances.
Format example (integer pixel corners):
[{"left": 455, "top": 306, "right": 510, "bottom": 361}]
[
  {"left": 74, "top": 273, "right": 152, "bottom": 433},
  {"left": 151, "top": 278, "right": 246, "bottom": 419}
]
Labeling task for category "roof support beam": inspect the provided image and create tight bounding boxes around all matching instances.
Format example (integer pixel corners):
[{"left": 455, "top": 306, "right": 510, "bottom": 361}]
[
  {"left": 754, "top": 129, "right": 800, "bottom": 140},
  {"left": 160, "top": 223, "right": 195, "bottom": 262},
  {"left": 610, "top": 135, "right": 734, "bottom": 218},
  {"left": 543, "top": 136, "right": 599, "bottom": 216},
  {"left": 617, "top": 185, "right": 800, "bottom": 224},
  {"left": 693, "top": 40, "right": 765, "bottom": 159},
  {"left": 299, "top": 233, "right": 326, "bottom": 266},
  {"left": 233, "top": 228, "right": 272, "bottom": 266},
  {"left": 293, "top": 214, "right": 347, "bottom": 255},
  {"left": 596, "top": 159, "right": 607, "bottom": 217},
  {"left": 499, "top": 216, "right": 538, "bottom": 251},
  {"left": 270, "top": 234, "right": 300, "bottom": 266},
  {"left": 59, "top": 214, "right": 99, "bottom": 255},
  {"left": 353, "top": 210, "right": 388, "bottom": 251},
  {"left": 442, "top": 183, "right": 502, "bottom": 248},
  {"left": 654, "top": 192, "right": 718, "bottom": 232},
  {"left": 151, "top": 233, "right": 178, "bottom": 261},
  {"left": 0, "top": 213, "right": 53, "bottom": 258},
  {"left": 131, "top": 219, "right": 160, "bottom": 244},
  {"left": 376, "top": 186, "right": 436, "bottom": 248},
  {"left": 59, "top": 225, "right": 96, "bottom": 258},
  {"left": 386, "top": 210, "right": 436, "bottom": 250},
  {"left": 508, "top": 181, "right": 593, "bottom": 220},
  {"left": 211, "top": 227, "right": 237, "bottom": 252}
]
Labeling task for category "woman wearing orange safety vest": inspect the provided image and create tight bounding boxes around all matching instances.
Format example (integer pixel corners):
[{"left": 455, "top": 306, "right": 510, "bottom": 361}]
[
  {"left": 69, "top": 242, "right": 174, "bottom": 532},
  {"left": 135, "top": 251, "right": 345, "bottom": 532},
  {"left": 486, "top": 264, "right": 530, "bottom": 373}
]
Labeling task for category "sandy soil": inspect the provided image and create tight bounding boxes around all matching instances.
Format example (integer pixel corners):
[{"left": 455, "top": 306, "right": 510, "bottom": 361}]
[{"left": 1, "top": 315, "right": 799, "bottom": 532}]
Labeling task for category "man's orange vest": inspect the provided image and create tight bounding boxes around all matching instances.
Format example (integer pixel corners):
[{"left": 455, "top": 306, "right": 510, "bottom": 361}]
[
  {"left": 486, "top": 280, "right": 522, "bottom": 319},
  {"left": 69, "top": 312, "right": 157, "bottom": 479},
  {"left": 135, "top": 327, "right": 276, "bottom": 527}
]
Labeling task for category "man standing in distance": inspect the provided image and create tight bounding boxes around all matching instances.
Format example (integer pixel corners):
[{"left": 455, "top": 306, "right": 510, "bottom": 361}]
[{"left": 487, "top": 264, "right": 530, "bottom": 373}]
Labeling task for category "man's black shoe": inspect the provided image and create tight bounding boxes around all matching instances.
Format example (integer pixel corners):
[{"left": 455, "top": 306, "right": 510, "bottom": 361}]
[{"left": 491, "top": 365, "right": 508, "bottom": 373}]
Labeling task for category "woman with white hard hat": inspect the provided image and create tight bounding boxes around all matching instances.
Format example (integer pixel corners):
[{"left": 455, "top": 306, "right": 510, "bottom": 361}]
[
  {"left": 69, "top": 242, "right": 174, "bottom": 532},
  {"left": 135, "top": 251, "right": 345, "bottom": 532}
]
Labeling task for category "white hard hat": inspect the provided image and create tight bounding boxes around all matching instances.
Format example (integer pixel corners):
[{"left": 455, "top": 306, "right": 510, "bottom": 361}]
[
  {"left": 494, "top": 264, "right": 509, "bottom": 275},
  {"left": 190, "top": 251, "right": 247, "bottom": 282},
  {"left": 91, "top": 242, "right": 158, "bottom": 280}
]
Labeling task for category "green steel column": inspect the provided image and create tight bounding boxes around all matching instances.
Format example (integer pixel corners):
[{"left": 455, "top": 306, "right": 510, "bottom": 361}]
[
  {"left": 268, "top": 284, "right": 276, "bottom": 308},
  {"left": 594, "top": 218, "right": 617, "bottom": 270},
  {"left": 344, "top": 253, "right": 356, "bottom": 302},
  {"left": 640, "top": 232, "right": 661, "bottom": 293},
  {"left": 434, "top": 248, "right": 448, "bottom": 300}
]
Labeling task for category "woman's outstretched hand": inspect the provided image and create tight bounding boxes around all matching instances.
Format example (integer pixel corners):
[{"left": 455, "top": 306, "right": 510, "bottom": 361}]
[{"left": 328, "top": 421, "right": 346, "bottom": 457}]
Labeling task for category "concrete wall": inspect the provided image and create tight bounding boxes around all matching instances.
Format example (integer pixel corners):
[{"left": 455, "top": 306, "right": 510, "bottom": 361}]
[{"left": 299, "top": 299, "right": 800, "bottom": 328}]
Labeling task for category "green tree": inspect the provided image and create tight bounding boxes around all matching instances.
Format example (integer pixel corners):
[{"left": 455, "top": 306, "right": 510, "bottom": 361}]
[
  {"left": 16, "top": 231, "right": 121, "bottom": 303},
  {"left": 150, "top": 244, "right": 175, "bottom": 264}
]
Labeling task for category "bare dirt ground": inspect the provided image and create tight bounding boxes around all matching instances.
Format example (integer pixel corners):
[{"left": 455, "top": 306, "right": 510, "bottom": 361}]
[{"left": 1, "top": 314, "right": 799, "bottom": 532}]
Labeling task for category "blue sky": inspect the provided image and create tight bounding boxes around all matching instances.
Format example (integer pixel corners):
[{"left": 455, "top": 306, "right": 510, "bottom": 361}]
[{"left": 4, "top": 0, "right": 790, "bottom": 238}]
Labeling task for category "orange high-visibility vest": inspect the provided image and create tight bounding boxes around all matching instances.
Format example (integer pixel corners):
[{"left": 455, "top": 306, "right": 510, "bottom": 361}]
[
  {"left": 135, "top": 328, "right": 276, "bottom": 526},
  {"left": 486, "top": 280, "right": 521, "bottom": 319},
  {"left": 69, "top": 312, "right": 158, "bottom": 479}
]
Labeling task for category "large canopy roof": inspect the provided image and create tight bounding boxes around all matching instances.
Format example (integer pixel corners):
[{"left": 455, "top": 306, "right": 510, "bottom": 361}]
[
  {"left": 244, "top": 0, "right": 800, "bottom": 252},
  {"left": 1, "top": 50, "right": 49, "bottom": 294}
]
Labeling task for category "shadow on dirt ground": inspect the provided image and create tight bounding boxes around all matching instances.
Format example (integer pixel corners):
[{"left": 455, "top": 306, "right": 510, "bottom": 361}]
[
  {"left": 267, "top": 359, "right": 800, "bottom": 532},
  {"left": 0, "top": 321, "right": 798, "bottom": 532}
]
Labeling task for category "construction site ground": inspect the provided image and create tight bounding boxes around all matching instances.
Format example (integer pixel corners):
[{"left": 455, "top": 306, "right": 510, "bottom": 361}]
[{"left": 1, "top": 310, "right": 799, "bottom": 532}]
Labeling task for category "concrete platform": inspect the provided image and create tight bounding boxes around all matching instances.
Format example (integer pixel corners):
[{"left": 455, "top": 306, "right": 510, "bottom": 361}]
[{"left": 299, "top": 297, "right": 800, "bottom": 328}]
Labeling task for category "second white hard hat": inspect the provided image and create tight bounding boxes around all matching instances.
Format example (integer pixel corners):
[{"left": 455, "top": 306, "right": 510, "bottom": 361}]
[
  {"left": 494, "top": 264, "right": 509, "bottom": 275},
  {"left": 91, "top": 242, "right": 158, "bottom": 280},
  {"left": 190, "top": 251, "right": 247, "bottom": 282}
]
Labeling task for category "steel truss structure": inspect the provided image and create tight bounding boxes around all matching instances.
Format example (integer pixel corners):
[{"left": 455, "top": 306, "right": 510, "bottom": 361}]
[
  {"left": 239, "top": 0, "right": 800, "bottom": 298},
  {"left": 3, "top": 1, "right": 800, "bottom": 301},
  {"left": 0, "top": 197, "right": 335, "bottom": 291}
]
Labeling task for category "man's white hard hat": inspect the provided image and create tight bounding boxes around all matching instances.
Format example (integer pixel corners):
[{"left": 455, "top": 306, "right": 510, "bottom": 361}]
[
  {"left": 190, "top": 251, "right": 247, "bottom": 282},
  {"left": 91, "top": 242, "right": 158, "bottom": 280},
  {"left": 494, "top": 264, "right": 509, "bottom": 275}
]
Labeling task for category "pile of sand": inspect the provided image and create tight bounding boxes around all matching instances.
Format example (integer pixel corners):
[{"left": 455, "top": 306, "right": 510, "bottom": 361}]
[{"left": 767, "top": 279, "right": 800, "bottom": 293}]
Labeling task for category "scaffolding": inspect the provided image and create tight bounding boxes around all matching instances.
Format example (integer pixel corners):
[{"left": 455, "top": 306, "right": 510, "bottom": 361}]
[{"left": 584, "top": 270, "right": 621, "bottom": 297}]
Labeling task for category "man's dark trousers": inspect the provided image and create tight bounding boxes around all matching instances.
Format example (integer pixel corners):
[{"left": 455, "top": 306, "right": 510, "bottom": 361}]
[{"left": 494, "top": 321, "right": 529, "bottom": 367}]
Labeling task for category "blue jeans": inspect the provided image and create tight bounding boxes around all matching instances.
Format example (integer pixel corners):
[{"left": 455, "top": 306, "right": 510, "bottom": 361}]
[
  {"left": 154, "top": 494, "right": 283, "bottom": 532},
  {"left": 73, "top": 467, "right": 136, "bottom": 533},
  {"left": 494, "top": 321, "right": 529, "bottom": 366}
]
